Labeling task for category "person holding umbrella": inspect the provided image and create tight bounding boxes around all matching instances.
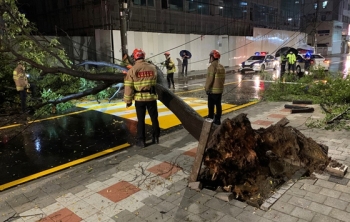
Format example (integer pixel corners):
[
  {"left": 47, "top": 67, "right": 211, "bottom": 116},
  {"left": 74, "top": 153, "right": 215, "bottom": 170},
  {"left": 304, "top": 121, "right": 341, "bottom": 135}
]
[{"left": 182, "top": 52, "right": 189, "bottom": 76}]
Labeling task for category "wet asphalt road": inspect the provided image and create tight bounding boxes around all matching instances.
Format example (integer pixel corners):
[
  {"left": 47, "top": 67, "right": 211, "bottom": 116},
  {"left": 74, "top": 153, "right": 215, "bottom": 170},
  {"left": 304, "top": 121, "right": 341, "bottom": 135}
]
[{"left": 0, "top": 70, "right": 273, "bottom": 187}]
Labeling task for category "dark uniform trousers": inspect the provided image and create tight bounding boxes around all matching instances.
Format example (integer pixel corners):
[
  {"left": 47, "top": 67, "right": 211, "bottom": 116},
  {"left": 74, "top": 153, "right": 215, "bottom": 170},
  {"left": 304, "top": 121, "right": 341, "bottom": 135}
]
[
  {"left": 208, "top": 93, "right": 222, "bottom": 121},
  {"left": 167, "top": 73, "right": 175, "bottom": 88},
  {"left": 135, "top": 100, "right": 160, "bottom": 142},
  {"left": 182, "top": 63, "right": 188, "bottom": 76},
  {"left": 19, "top": 83, "right": 36, "bottom": 113},
  {"left": 19, "top": 90, "right": 27, "bottom": 113}
]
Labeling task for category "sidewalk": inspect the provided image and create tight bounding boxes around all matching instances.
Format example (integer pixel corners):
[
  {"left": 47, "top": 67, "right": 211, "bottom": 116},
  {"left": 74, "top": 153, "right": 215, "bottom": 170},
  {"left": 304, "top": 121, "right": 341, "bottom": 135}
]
[{"left": 1, "top": 102, "right": 350, "bottom": 222}]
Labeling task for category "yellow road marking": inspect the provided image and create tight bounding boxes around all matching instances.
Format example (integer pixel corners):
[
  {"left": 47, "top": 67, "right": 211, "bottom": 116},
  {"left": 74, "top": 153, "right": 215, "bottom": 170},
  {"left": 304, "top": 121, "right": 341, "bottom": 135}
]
[
  {"left": 0, "top": 124, "right": 22, "bottom": 130},
  {"left": 120, "top": 102, "right": 207, "bottom": 119},
  {"left": 144, "top": 101, "right": 257, "bottom": 129},
  {"left": 0, "top": 143, "right": 130, "bottom": 191},
  {"left": 0, "top": 80, "right": 253, "bottom": 131}
]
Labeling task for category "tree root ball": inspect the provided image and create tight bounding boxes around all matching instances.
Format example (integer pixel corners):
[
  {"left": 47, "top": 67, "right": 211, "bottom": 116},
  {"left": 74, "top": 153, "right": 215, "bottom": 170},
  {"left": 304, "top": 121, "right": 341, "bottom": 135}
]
[{"left": 198, "top": 113, "right": 330, "bottom": 205}]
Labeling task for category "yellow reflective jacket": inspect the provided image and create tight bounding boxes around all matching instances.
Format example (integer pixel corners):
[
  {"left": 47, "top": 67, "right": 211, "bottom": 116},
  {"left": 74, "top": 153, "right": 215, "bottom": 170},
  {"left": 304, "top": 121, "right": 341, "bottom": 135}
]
[
  {"left": 124, "top": 59, "right": 158, "bottom": 103},
  {"left": 13, "top": 64, "right": 28, "bottom": 91},
  {"left": 205, "top": 60, "right": 225, "bottom": 94},
  {"left": 286, "top": 53, "right": 296, "bottom": 64},
  {"left": 163, "top": 57, "right": 176, "bottom": 74}
]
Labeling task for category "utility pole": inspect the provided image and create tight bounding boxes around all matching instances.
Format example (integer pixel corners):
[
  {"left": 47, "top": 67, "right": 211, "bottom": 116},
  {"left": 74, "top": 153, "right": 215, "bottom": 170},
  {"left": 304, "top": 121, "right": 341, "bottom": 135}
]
[
  {"left": 313, "top": 0, "right": 320, "bottom": 54},
  {"left": 119, "top": 0, "right": 129, "bottom": 62}
]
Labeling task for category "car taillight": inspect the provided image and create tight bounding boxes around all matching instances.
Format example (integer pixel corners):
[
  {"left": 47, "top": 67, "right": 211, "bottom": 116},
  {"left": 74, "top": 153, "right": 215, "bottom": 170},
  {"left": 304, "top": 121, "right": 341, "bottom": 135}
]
[{"left": 323, "top": 60, "right": 330, "bottom": 64}]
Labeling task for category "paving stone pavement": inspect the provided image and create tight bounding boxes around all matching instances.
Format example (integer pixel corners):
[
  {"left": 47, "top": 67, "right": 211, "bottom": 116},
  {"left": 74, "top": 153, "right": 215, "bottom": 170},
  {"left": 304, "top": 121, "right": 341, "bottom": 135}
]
[{"left": 1, "top": 101, "right": 350, "bottom": 222}]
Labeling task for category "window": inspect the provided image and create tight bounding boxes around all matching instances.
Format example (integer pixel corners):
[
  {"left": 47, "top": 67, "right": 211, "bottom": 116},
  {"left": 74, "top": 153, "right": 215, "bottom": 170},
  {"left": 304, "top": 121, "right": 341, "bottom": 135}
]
[
  {"left": 311, "top": 55, "right": 324, "bottom": 59},
  {"left": 148, "top": 0, "right": 154, "bottom": 6},
  {"left": 314, "top": 3, "right": 317, "bottom": 9},
  {"left": 223, "top": 0, "right": 245, "bottom": 18},
  {"left": 169, "top": 0, "right": 183, "bottom": 11},
  {"left": 162, "top": 0, "right": 167, "bottom": 9},
  {"left": 132, "top": 0, "right": 146, "bottom": 6},
  {"left": 186, "top": 0, "right": 209, "bottom": 15},
  {"left": 321, "top": 14, "right": 326, "bottom": 21},
  {"left": 198, "top": 0, "right": 209, "bottom": 15},
  {"left": 317, "top": 30, "right": 330, "bottom": 34},
  {"left": 322, "top": 1, "right": 328, "bottom": 8},
  {"left": 77, "top": 0, "right": 85, "bottom": 10}
]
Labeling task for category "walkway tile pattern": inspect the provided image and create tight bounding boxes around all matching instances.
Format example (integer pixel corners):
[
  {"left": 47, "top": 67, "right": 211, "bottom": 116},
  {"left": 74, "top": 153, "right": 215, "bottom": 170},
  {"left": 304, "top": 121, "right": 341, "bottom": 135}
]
[{"left": 2, "top": 102, "right": 350, "bottom": 222}]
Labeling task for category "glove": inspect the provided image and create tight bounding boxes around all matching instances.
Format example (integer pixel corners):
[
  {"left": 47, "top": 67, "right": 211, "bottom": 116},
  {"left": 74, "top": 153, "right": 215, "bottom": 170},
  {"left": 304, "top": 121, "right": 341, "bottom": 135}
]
[
  {"left": 206, "top": 91, "right": 210, "bottom": 95},
  {"left": 126, "top": 102, "right": 132, "bottom": 108}
]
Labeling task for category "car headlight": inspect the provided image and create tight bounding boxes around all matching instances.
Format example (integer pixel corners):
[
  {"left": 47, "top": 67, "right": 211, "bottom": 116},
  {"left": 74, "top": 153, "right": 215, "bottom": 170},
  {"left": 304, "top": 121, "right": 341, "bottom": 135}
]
[
  {"left": 239, "top": 64, "right": 242, "bottom": 67},
  {"left": 253, "top": 63, "right": 260, "bottom": 66}
]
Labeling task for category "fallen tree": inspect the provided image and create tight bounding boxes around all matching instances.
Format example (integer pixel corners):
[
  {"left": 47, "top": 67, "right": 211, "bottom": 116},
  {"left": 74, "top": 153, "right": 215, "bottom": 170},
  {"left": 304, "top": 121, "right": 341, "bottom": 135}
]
[
  {"left": 1, "top": 2, "right": 338, "bottom": 207},
  {"left": 199, "top": 113, "right": 330, "bottom": 206},
  {"left": 0, "top": 1, "right": 208, "bottom": 141}
]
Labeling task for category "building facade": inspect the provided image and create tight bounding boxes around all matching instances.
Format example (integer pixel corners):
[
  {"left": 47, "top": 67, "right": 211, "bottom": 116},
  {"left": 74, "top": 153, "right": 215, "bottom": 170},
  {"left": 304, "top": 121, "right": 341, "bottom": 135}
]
[
  {"left": 302, "top": 0, "right": 349, "bottom": 55},
  {"left": 20, "top": 0, "right": 301, "bottom": 37}
]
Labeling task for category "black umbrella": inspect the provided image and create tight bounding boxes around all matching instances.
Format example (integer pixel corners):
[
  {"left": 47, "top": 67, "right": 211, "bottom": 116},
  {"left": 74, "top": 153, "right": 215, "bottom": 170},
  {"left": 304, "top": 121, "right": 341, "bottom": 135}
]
[
  {"left": 275, "top": 47, "right": 298, "bottom": 57},
  {"left": 180, "top": 50, "right": 192, "bottom": 59}
]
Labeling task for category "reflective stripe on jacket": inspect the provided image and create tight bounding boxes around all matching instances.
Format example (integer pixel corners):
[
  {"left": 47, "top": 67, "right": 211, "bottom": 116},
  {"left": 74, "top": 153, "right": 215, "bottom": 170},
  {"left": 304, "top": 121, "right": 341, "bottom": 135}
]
[
  {"left": 164, "top": 57, "right": 176, "bottom": 74},
  {"left": 205, "top": 60, "right": 225, "bottom": 94},
  {"left": 124, "top": 59, "right": 158, "bottom": 103},
  {"left": 13, "top": 64, "right": 28, "bottom": 91}
]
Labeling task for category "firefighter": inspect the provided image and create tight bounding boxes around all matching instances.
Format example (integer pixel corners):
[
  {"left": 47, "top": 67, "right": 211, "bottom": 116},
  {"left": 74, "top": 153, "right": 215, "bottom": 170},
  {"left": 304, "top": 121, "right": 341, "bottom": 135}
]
[
  {"left": 205, "top": 50, "right": 225, "bottom": 125},
  {"left": 13, "top": 62, "right": 30, "bottom": 113},
  {"left": 162, "top": 52, "right": 176, "bottom": 89},
  {"left": 124, "top": 49, "right": 160, "bottom": 148},
  {"left": 287, "top": 51, "right": 296, "bottom": 73}
]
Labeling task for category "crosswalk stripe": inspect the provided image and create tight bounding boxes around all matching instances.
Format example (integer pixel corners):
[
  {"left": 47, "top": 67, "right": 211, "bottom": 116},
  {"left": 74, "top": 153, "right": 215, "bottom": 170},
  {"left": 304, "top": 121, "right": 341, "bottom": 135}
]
[{"left": 75, "top": 97, "right": 239, "bottom": 129}]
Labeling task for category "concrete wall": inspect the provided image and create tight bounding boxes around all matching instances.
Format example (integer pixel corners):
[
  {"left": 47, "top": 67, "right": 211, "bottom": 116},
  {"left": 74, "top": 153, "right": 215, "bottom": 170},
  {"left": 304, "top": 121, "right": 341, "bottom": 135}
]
[{"left": 95, "top": 28, "right": 306, "bottom": 71}]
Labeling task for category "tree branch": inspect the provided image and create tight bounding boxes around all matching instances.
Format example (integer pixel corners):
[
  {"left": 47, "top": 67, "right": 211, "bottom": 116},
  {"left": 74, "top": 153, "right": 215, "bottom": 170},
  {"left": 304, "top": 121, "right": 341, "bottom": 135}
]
[
  {"left": 3, "top": 3, "right": 70, "bottom": 69},
  {"left": 9, "top": 48, "right": 125, "bottom": 81},
  {"left": 35, "top": 82, "right": 114, "bottom": 109}
]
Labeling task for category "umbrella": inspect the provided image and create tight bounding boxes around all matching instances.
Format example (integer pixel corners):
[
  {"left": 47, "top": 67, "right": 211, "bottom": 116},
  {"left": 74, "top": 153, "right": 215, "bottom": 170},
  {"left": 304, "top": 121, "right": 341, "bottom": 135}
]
[
  {"left": 275, "top": 47, "right": 298, "bottom": 57},
  {"left": 180, "top": 50, "right": 192, "bottom": 59}
]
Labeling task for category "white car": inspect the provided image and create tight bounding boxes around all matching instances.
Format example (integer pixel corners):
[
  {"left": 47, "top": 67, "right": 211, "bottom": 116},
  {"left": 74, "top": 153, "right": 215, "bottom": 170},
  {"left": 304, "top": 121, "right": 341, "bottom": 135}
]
[
  {"left": 296, "top": 54, "right": 330, "bottom": 75},
  {"left": 239, "top": 53, "right": 279, "bottom": 73}
]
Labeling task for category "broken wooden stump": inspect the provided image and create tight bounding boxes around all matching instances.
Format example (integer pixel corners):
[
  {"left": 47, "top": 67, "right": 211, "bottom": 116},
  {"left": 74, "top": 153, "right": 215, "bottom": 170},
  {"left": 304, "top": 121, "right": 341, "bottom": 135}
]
[
  {"left": 188, "top": 119, "right": 213, "bottom": 192},
  {"left": 326, "top": 160, "right": 348, "bottom": 178}
]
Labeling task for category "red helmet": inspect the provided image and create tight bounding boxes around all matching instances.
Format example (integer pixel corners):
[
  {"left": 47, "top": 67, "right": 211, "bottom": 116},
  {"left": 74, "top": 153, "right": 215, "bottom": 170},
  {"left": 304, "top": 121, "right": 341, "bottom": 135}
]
[
  {"left": 210, "top": 50, "right": 221, "bottom": 59},
  {"left": 133, "top": 48, "right": 145, "bottom": 60},
  {"left": 164, "top": 52, "right": 170, "bottom": 56}
]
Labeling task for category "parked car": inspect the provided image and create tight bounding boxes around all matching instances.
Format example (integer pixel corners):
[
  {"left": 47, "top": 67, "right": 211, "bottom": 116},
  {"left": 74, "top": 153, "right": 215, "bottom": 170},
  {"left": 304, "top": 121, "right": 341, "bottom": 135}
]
[
  {"left": 296, "top": 54, "right": 330, "bottom": 75},
  {"left": 239, "top": 52, "right": 279, "bottom": 73}
]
